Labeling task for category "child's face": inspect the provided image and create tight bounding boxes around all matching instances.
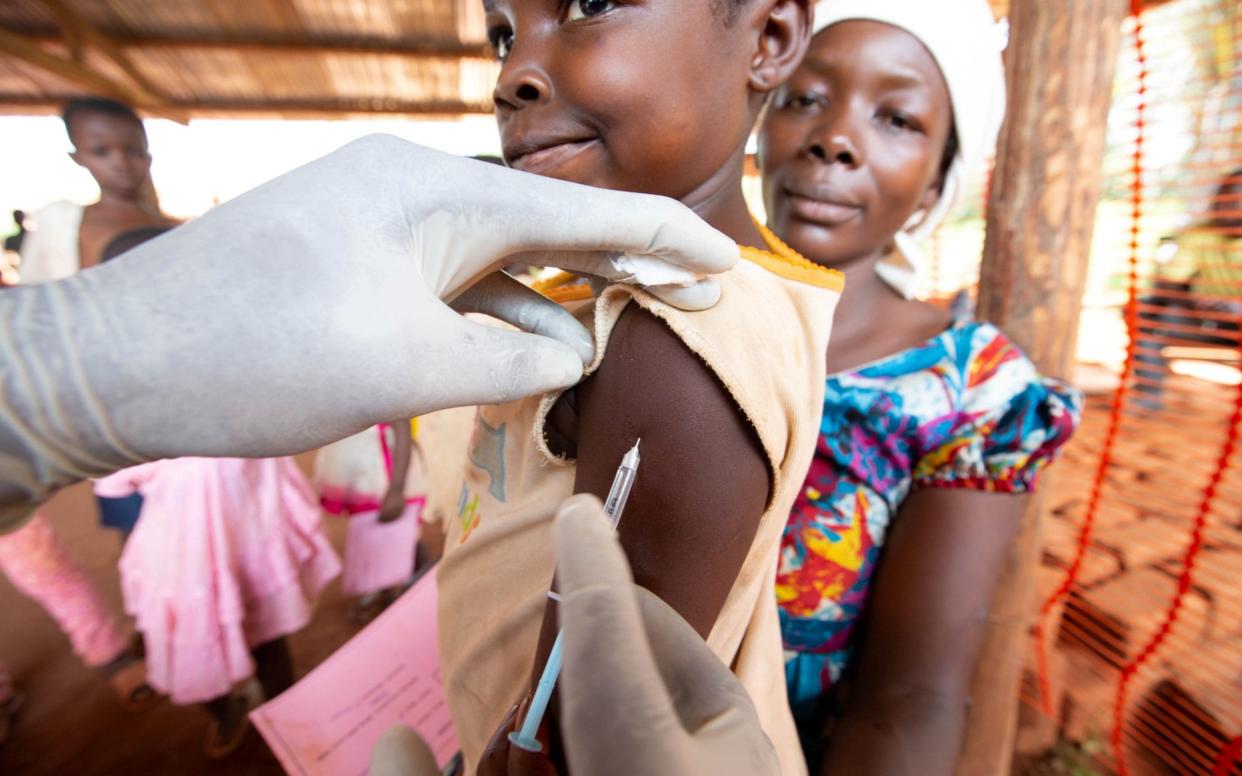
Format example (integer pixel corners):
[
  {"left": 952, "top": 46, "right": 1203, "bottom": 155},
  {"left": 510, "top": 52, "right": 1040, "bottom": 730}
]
[
  {"left": 68, "top": 113, "right": 151, "bottom": 200},
  {"left": 485, "top": 0, "right": 759, "bottom": 199},
  {"left": 758, "top": 20, "right": 952, "bottom": 268}
]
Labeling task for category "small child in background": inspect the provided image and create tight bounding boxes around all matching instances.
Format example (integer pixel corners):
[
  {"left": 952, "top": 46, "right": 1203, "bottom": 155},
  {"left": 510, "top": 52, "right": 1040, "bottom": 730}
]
[
  {"left": 314, "top": 420, "right": 425, "bottom": 622},
  {"left": 95, "top": 458, "right": 340, "bottom": 758},
  {"left": 19, "top": 97, "right": 174, "bottom": 283},
  {"left": 0, "top": 510, "right": 155, "bottom": 712},
  {"left": 91, "top": 222, "right": 340, "bottom": 759}
]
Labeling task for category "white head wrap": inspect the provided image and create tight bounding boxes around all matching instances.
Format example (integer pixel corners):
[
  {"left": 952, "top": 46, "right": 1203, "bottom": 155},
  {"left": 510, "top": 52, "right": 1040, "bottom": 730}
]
[{"left": 811, "top": 0, "right": 1007, "bottom": 297}]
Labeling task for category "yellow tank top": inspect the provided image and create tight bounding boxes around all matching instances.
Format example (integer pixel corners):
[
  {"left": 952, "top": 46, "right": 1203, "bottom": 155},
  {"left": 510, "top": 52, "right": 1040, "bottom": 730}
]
[{"left": 438, "top": 229, "right": 843, "bottom": 775}]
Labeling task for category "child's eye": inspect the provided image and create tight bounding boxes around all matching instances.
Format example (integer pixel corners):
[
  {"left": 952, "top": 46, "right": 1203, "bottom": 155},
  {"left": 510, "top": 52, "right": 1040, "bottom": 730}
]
[
  {"left": 784, "top": 92, "right": 827, "bottom": 111},
  {"left": 883, "top": 111, "right": 920, "bottom": 133},
  {"left": 489, "top": 27, "right": 515, "bottom": 61},
  {"left": 567, "top": 0, "right": 615, "bottom": 21}
]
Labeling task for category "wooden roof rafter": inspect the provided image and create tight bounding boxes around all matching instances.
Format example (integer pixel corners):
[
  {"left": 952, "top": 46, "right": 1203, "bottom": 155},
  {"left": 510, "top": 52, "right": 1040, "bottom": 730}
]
[
  {"left": 3, "top": 0, "right": 189, "bottom": 121},
  {"left": 24, "top": 31, "right": 494, "bottom": 62},
  {"left": 0, "top": 0, "right": 498, "bottom": 119}
]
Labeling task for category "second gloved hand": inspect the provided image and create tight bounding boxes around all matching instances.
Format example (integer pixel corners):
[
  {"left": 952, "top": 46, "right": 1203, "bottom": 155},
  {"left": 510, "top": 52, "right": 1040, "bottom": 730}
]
[{"left": 552, "top": 495, "right": 781, "bottom": 776}]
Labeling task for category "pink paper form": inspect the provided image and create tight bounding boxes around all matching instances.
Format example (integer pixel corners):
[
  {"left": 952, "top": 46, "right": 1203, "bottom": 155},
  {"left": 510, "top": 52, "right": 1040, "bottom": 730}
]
[{"left": 251, "top": 570, "right": 457, "bottom": 775}]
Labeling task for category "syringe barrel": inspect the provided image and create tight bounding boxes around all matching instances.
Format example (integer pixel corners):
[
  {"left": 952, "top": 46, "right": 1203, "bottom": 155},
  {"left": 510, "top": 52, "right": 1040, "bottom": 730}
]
[{"left": 603, "top": 465, "right": 637, "bottom": 527}]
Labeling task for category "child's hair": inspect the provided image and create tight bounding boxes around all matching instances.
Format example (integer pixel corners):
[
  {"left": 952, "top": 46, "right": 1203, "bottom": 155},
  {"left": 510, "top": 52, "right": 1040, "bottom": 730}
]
[
  {"left": 61, "top": 97, "right": 145, "bottom": 140},
  {"left": 100, "top": 225, "right": 171, "bottom": 263},
  {"left": 712, "top": 0, "right": 752, "bottom": 25}
]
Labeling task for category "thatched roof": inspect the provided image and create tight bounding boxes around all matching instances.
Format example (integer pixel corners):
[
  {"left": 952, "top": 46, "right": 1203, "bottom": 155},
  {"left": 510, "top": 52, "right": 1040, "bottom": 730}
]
[
  {"left": 0, "top": 0, "right": 497, "bottom": 119},
  {"left": 0, "top": 0, "right": 1162, "bottom": 120}
]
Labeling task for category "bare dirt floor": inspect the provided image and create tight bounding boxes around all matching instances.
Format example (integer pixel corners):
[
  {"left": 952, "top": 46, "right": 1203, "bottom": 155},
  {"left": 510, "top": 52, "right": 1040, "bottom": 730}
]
[{"left": 0, "top": 455, "right": 368, "bottom": 775}]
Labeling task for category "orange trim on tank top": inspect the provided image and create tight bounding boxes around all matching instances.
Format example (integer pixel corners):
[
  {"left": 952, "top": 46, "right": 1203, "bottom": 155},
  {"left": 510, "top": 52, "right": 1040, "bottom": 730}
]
[
  {"left": 530, "top": 220, "right": 845, "bottom": 301},
  {"left": 745, "top": 221, "right": 845, "bottom": 292}
]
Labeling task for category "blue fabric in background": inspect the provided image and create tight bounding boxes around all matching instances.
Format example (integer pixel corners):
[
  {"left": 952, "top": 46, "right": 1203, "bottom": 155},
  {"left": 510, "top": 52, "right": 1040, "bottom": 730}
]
[{"left": 97, "top": 493, "right": 144, "bottom": 533}]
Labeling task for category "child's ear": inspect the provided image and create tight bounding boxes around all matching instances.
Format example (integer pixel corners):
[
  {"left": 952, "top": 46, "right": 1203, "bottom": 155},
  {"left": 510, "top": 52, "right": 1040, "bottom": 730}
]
[{"left": 746, "top": 0, "right": 812, "bottom": 95}]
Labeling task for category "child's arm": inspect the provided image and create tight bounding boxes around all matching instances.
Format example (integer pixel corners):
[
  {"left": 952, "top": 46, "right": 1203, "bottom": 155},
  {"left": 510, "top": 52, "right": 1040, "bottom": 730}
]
[
  {"left": 481, "top": 306, "right": 771, "bottom": 774},
  {"left": 378, "top": 420, "right": 413, "bottom": 523},
  {"left": 819, "top": 489, "right": 1024, "bottom": 776},
  {"left": 569, "top": 306, "right": 770, "bottom": 632}
]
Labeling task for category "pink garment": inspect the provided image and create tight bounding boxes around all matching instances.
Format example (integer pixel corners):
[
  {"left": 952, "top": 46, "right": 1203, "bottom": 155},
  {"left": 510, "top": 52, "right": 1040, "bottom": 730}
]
[
  {"left": 314, "top": 424, "right": 424, "bottom": 516},
  {"left": 339, "top": 500, "right": 423, "bottom": 596},
  {"left": 315, "top": 424, "right": 426, "bottom": 596},
  {"left": 95, "top": 457, "right": 341, "bottom": 704},
  {"left": 0, "top": 511, "right": 128, "bottom": 667}
]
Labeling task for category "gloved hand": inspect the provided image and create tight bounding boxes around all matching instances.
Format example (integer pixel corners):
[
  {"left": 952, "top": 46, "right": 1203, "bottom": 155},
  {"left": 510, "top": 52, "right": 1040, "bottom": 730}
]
[
  {"left": 551, "top": 495, "right": 781, "bottom": 776},
  {"left": 369, "top": 725, "right": 440, "bottom": 776},
  {"left": 0, "top": 136, "right": 737, "bottom": 527}
]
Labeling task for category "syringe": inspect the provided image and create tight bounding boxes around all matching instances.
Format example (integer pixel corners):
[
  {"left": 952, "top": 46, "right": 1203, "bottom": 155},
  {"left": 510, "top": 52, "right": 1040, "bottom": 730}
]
[{"left": 508, "top": 439, "right": 642, "bottom": 754}]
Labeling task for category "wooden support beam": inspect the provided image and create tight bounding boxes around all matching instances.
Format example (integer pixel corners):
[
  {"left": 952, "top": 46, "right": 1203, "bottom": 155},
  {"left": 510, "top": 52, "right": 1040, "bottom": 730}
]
[
  {"left": 36, "top": 0, "right": 167, "bottom": 107},
  {"left": 958, "top": 0, "right": 1128, "bottom": 774},
  {"left": 0, "top": 25, "right": 139, "bottom": 105},
  {"left": 22, "top": 30, "right": 492, "bottom": 61},
  {"left": 0, "top": 94, "right": 491, "bottom": 118}
]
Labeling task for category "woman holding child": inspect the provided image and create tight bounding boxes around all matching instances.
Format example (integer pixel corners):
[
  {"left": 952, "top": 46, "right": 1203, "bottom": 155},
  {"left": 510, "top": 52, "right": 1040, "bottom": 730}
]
[{"left": 761, "top": 1, "right": 1080, "bottom": 772}]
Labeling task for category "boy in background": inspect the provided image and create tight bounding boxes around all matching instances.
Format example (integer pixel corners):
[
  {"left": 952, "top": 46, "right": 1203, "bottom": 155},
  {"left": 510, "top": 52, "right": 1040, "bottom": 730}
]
[{"left": 19, "top": 97, "right": 173, "bottom": 284}]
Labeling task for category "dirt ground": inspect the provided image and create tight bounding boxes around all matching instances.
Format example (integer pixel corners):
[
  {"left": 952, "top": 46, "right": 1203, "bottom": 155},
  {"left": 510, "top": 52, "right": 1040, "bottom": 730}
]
[{"left": 0, "top": 455, "right": 370, "bottom": 775}]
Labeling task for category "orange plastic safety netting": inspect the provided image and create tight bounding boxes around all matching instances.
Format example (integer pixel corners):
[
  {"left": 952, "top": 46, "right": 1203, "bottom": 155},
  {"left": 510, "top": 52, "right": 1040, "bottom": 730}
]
[{"left": 1020, "top": 1, "right": 1242, "bottom": 775}]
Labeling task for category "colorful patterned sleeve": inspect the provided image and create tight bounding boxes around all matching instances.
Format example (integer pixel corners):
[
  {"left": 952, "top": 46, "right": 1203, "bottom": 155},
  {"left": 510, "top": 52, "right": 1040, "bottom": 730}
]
[{"left": 912, "top": 326, "right": 1083, "bottom": 493}]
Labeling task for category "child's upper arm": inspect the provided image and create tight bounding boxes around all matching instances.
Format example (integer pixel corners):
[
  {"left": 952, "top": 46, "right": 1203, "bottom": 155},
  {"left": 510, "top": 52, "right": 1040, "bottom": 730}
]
[{"left": 570, "top": 303, "right": 770, "bottom": 637}]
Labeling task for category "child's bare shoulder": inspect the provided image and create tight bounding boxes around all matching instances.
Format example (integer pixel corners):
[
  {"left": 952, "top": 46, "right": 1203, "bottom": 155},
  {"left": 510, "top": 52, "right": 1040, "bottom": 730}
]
[{"left": 576, "top": 303, "right": 769, "bottom": 497}]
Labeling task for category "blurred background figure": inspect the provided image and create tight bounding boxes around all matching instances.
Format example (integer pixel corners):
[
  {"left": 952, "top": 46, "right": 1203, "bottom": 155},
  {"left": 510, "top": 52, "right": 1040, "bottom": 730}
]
[
  {"left": 17, "top": 98, "right": 174, "bottom": 285},
  {"left": 0, "top": 210, "right": 22, "bottom": 286},
  {"left": 3, "top": 210, "right": 24, "bottom": 255},
  {"left": 313, "top": 421, "right": 426, "bottom": 624},
  {"left": 1134, "top": 168, "right": 1242, "bottom": 409},
  {"left": 0, "top": 510, "right": 157, "bottom": 723}
]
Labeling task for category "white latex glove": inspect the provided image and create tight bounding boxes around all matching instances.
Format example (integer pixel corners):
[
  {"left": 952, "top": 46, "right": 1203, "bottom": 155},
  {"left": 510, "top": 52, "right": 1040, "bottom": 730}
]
[
  {"left": 552, "top": 494, "right": 781, "bottom": 776},
  {"left": 369, "top": 725, "right": 440, "bottom": 776},
  {"left": 0, "top": 135, "right": 737, "bottom": 528}
]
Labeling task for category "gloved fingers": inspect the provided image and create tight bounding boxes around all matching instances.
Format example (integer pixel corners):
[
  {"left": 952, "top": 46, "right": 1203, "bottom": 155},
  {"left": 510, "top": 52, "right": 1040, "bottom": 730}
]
[
  {"left": 503, "top": 250, "right": 730, "bottom": 310},
  {"left": 632, "top": 585, "right": 781, "bottom": 775},
  {"left": 631, "top": 587, "right": 768, "bottom": 734},
  {"left": 369, "top": 725, "right": 439, "bottom": 776},
  {"left": 450, "top": 272, "right": 595, "bottom": 364},
  {"left": 553, "top": 496, "right": 685, "bottom": 767},
  {"left": 495, "top": 182, "right": 739, "bottom": 276},
  {"left": 424, "top": 317, "right": 584, "bottom": 408},
  {"left": 541, "top": 266, "right": 724, "bottom": 313},
  {"left": 640, "top": 278, "right": 722, "bottom": 311}
]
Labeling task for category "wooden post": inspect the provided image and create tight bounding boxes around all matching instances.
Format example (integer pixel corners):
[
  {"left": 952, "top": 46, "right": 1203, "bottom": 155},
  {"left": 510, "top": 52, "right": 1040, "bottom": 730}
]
[{"left": 957, "top": 1, "right": 1127, "bottom": 773}]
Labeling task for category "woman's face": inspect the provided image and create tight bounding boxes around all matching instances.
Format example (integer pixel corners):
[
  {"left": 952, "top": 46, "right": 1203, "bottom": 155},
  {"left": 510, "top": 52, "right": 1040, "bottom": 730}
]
[{"left": 758, "top": 20, "right": 953, "bottom": 269}]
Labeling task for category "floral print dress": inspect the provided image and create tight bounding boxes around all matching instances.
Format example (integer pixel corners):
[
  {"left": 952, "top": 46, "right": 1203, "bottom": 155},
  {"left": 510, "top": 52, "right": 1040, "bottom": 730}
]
[{"left": 778, "top": 319, "right": 1082, "bottom": 728}]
